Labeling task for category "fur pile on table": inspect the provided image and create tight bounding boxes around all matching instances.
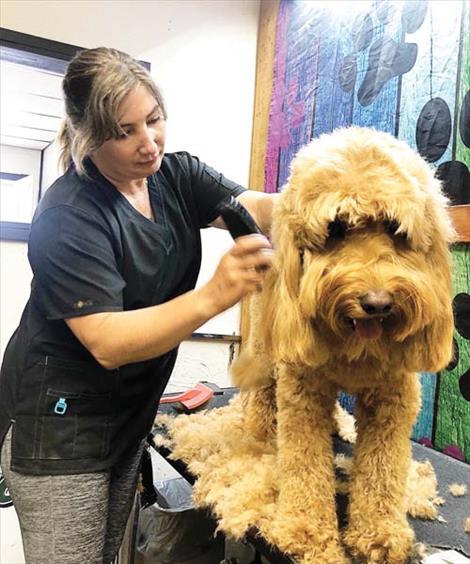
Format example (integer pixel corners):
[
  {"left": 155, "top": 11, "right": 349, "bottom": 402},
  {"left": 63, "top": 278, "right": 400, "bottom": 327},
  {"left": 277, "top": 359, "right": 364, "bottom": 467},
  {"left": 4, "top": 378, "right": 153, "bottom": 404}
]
[{"left": 155, "top": 395, "right": 442, "bottom": 553}]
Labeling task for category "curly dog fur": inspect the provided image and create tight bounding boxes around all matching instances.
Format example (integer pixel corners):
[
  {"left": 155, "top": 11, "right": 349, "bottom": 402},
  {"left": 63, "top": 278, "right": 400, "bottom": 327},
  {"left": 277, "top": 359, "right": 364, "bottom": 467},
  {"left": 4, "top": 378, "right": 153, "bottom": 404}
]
[{"left": 232, "top": 127, "right": 455, "bottom": 563}]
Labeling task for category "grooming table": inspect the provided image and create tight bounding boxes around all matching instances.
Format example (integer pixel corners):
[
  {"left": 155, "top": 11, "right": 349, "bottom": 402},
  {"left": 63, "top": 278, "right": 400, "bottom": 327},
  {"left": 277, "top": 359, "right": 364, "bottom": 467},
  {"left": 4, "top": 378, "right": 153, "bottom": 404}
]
[{"left": 150, "top": 386, "right": 470, "bottom": 563}]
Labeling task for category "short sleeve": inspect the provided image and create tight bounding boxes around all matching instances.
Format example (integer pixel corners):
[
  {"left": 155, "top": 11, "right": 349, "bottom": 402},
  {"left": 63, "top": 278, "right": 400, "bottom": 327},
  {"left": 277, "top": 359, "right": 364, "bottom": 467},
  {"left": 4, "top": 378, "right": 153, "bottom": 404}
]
[
  {"left": 28, "top": 205, "right": 125, "bottom": 320},
  {"left": 178, "top": 153, "right": 247, "bottom": 227}
]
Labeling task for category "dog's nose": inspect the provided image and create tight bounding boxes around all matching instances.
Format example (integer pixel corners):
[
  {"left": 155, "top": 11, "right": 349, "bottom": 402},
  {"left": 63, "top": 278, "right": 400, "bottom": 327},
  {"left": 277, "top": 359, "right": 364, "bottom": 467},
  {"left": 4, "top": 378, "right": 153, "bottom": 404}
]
[{"left": 360, "top": 291, "right": 393, "bottom": 315}]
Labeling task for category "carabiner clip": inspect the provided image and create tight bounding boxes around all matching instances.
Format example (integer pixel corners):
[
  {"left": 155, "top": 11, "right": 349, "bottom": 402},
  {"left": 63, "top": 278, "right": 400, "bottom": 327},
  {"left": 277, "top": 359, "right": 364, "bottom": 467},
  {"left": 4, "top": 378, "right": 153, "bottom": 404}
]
[{"left": 53, "top": 397, "right": 68, "bottom": 415}]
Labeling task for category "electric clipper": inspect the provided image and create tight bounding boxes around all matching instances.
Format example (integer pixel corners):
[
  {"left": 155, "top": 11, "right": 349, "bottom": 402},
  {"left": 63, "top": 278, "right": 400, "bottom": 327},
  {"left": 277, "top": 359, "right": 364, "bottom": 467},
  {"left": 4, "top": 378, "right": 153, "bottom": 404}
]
[{"left": 216, "top": 195, "right": 263, "bottom": 239}]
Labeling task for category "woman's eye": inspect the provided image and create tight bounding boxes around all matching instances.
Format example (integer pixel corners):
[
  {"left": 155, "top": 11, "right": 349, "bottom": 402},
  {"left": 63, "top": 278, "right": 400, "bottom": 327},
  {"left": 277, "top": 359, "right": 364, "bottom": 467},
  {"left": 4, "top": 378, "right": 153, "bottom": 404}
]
[{"left": 148, "top": 117, "right": 160, "bottom": 125}]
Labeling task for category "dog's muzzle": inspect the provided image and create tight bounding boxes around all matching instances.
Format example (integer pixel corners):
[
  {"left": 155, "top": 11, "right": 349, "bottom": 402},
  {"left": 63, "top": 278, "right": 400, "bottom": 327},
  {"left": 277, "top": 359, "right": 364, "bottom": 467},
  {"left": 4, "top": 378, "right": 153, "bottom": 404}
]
[
  {"left": 359, "top": 290, "right": 393, "bottom": 315},
  {"left": 349, "top": 290, "right": 394, "bottom": 340}
]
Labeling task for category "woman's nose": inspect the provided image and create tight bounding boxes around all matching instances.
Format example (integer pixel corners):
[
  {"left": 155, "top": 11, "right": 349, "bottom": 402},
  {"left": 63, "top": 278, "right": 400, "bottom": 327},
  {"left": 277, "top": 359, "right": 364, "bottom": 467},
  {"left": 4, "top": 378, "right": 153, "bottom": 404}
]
[{"left": 139, "top": 126, "right": 158, "bottom": 154}]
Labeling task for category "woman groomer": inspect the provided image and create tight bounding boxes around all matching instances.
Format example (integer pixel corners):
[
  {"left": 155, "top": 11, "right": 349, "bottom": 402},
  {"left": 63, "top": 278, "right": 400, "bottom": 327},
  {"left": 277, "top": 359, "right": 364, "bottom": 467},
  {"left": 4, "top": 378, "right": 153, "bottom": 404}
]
[{"left": 0, "top": 47, "right": 275, "bottom": 564}]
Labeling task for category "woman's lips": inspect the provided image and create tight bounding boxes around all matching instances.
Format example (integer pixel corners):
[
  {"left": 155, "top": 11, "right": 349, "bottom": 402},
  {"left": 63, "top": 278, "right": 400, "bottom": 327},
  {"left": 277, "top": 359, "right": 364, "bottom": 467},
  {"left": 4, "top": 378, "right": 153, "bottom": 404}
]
[{"left": 137, "top": 154, "right": 158, "bottom": 165}]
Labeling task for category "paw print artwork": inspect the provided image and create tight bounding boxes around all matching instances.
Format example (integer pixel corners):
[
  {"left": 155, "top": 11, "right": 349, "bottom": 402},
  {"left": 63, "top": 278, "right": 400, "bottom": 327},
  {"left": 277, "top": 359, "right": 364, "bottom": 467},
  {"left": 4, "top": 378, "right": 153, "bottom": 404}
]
[
  {"left": 339, "top": 0, "right": 427, "bottom": 106},
  {"left": 427, "top": 293, "right": 470, "bottom": 462},
  {"left": 415, "top": 90, "right": 470, "bottom": 205},
  {"left": 453, "top": 293, "right": 470, "bottom": 402}
]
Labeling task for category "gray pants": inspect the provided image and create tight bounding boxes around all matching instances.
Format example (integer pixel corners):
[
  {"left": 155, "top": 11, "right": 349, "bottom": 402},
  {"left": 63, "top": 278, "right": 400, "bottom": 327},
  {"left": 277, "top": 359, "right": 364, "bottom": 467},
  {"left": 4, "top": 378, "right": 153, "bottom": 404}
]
[{"left": 1, "top": 427, "right": 145, "bottom": 564}]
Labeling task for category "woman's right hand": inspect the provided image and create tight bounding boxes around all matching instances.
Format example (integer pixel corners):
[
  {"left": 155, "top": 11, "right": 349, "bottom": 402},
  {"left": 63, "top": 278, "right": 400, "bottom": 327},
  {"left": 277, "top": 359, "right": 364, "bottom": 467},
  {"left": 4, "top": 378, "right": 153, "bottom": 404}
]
[
  {"left": 200, "top": 234, "right": 274, "bottom": 315},
  {"left": 66, "top": 234, "right": 274, "bottom": 369}
]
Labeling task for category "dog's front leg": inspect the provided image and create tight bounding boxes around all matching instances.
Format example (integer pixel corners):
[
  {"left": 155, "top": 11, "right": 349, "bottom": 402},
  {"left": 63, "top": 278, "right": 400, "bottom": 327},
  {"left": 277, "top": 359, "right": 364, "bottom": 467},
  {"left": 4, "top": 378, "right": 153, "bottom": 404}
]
[
  {"left": 270, "top": 365, "right": 347, "bottom": 564},
  {"left": 344, "top": 373, "right": 421, "bottom": 564},
  {"left": 241, "top": 383, "right": 277, "bottom": 442}
]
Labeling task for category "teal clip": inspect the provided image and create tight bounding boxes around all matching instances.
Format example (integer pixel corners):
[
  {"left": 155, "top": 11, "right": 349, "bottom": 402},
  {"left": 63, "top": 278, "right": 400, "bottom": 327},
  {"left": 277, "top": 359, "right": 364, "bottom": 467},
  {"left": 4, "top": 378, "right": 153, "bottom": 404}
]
[{"left": 54, "top": 397, "right": 67, "bottom": 415}]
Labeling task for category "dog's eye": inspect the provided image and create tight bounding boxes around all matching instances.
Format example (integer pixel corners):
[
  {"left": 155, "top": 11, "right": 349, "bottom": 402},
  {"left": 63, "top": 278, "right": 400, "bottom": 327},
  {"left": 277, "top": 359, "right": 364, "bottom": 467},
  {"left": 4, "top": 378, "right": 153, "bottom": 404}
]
[
  {"left": 327, "top": 220, "right": 347, "bottom": 241},
  {"left": 384, "top": 220, "right": 408, "bottom": 245},
  {"left": 384, "top": 220, "right": 399, "bottom": 235}
]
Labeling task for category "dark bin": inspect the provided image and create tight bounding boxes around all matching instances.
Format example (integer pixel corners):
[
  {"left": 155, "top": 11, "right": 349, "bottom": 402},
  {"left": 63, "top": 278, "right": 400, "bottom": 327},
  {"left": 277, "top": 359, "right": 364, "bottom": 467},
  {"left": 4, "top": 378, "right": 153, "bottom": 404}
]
[{"left": 136, "top": 476, "right": 224, "bottom": 564}]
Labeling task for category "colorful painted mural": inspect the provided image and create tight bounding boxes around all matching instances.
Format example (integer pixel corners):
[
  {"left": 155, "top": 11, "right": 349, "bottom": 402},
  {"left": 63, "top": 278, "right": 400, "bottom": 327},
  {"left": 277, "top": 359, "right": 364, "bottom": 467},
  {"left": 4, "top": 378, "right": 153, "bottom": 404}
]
[{"left": 264, "top": 0, "right": 470, "bottom": 462}]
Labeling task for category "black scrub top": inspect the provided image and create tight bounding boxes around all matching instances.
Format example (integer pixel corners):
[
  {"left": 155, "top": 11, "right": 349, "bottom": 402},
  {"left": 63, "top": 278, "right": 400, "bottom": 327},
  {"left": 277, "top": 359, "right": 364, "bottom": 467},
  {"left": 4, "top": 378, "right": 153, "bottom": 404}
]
[{"left": 0, "top": 152, "right": 245, "bottom": 475}]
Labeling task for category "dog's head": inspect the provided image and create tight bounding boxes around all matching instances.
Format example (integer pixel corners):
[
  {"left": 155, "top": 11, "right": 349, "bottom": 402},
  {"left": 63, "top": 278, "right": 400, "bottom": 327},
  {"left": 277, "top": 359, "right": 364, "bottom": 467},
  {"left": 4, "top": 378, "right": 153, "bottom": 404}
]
[{"left": 263, "top": 127, "right": 455, "bottom": 372}]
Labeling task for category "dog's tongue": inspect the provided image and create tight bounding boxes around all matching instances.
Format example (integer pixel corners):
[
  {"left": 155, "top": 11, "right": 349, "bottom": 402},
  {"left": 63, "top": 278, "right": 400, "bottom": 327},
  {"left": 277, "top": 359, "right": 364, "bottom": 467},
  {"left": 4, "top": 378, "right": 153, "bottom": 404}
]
[{"left": 354, "top": 318, "right": 383, "bottom": 339}]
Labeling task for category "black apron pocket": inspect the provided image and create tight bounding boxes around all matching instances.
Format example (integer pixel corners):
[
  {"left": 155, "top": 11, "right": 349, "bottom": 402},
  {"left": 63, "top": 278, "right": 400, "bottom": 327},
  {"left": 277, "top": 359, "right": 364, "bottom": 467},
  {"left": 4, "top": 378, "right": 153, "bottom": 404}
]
[
  {"left": 39, "top": 414, "right": 109, "bottom": 460},
  {"left": 12, "top": 356, "right": 117, "bottom": 463}
]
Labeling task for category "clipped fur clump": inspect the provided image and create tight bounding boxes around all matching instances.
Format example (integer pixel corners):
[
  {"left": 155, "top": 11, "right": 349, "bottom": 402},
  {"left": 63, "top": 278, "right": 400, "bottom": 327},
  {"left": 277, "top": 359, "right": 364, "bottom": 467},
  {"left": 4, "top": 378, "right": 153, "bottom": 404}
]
[
  {"left": 165, "top": 127, "right": 455, "bottom": 564},
  {"left": 159, "top": 397, "right": 279, "bottom": 539},
  {"left": 414, "top": 543, "right": 429, "bottom": 561},
  {"left": 406, "top": 460, "right": 440, "bottom": 520},
  {"left": 334, "top": 453, "right": 355, "bottom": 475},
  {"left": 449, "top": 483, "right": 467, "bottom": 497}
]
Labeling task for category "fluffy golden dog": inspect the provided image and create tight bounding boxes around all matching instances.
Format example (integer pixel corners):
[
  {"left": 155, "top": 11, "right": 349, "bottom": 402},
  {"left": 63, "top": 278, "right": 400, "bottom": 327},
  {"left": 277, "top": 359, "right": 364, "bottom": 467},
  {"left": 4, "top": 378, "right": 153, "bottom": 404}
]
[{"left": 232, "top": 127, "right": 455, "bottom": 563}]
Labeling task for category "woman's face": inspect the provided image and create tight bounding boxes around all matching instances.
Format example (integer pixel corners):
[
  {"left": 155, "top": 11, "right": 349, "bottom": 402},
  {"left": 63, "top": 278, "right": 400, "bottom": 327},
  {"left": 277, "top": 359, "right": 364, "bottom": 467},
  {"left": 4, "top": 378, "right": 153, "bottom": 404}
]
[{"left": 91, "top": 83, "right": 166, "bottom": 182}]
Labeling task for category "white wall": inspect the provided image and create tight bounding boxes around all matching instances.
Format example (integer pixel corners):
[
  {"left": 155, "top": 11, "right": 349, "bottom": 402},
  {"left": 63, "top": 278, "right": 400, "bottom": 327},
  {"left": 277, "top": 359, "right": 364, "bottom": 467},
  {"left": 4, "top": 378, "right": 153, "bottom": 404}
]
[
  {"left": 0, "top": 3, "right": 259, "bottom": 562},
  {"left": 168, "top": 339, "right": 239, "bottom": 393},
  {"left": 0, "top": 146, "right": 40, "bottom": 358}
]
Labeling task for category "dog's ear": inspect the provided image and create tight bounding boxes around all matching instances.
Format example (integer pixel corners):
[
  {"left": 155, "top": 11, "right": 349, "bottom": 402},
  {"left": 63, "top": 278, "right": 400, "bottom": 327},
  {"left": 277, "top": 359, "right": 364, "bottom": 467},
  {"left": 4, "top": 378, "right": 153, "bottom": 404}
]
[
  {"left": 421, "top": 178, "right": 456, "bottom": 248},
  {"left": 404, "top": 302, "right": 454, "bottom": 373},
  {"left": 403, "top": 206, "right": 455, "bottom": 372},
  {"left": 261, "top": 215, "right": 329, "bottom": 367}
]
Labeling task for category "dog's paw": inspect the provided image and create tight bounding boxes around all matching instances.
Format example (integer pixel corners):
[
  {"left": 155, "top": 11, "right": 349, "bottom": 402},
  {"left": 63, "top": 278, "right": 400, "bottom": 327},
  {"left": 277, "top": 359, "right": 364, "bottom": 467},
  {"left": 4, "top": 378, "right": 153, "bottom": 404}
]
[
  {"left": 344, "top": 520, "right": 414, "bottom": 563},
  {"left": 301, "top": 546, "right": 349, "bottom": 564},
  {"left": 269, "top": 515, "right": 346, "bottom": 564}
]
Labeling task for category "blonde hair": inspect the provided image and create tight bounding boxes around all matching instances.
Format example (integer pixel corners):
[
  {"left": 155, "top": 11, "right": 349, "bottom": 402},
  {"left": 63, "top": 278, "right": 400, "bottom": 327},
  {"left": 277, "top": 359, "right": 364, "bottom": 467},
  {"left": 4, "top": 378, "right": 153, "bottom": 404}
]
[{"left": 58, "top": 47, "right": 167, "bottom": 176}]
